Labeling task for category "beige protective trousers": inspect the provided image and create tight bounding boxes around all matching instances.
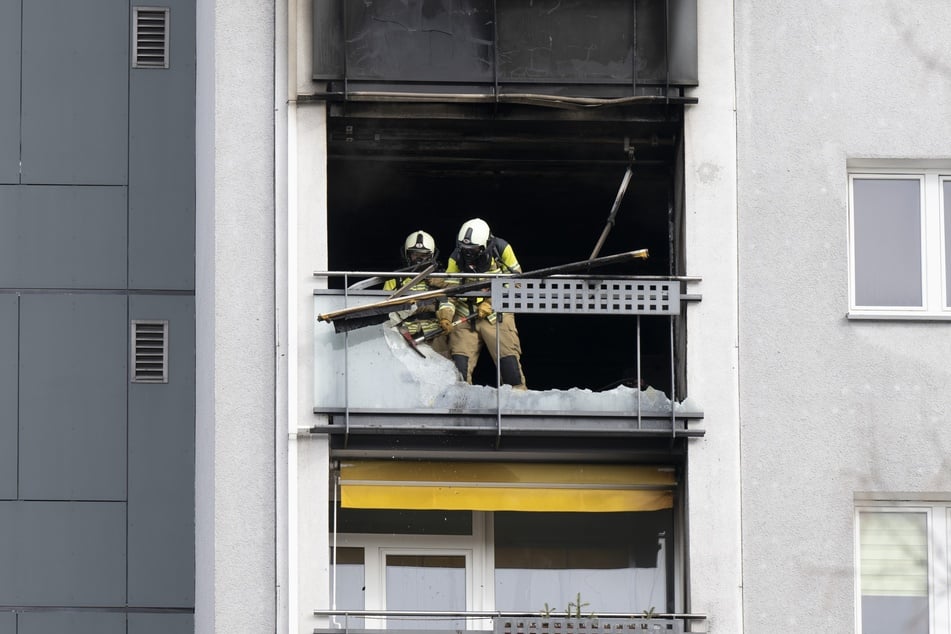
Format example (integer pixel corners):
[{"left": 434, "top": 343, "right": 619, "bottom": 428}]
[
  {"left": 448, "top": 313, "right": 526, "bottom": 388},
  {"left": 425, "top": 332, "right": 451, "bottom": 359}
]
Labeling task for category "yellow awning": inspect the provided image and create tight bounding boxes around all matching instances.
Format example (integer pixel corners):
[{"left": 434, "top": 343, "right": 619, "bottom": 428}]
[{"left": 339, "top": 461, "right": 676, "bottom": 512}]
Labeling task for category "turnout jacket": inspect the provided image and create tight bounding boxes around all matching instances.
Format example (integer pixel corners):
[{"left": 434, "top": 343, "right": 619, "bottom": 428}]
[
  {"left": 383, "top": 274, "right": 448, "bottom": 336},
  {"left": 440, "top": 236, "right": 522, "bottom": 319}
]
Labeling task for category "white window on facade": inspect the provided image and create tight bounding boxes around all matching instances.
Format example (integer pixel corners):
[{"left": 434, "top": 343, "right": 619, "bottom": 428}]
[
  {"left": 331, "top": 510, "right": 484, "bottom": 631},
  {"left": 855, "top": 502, "right": 951, "bottom": 634},
  {"left": 494, "top": 512, "right": 668, "bottom": 615},
  {"left": 330, "top": 547, "right": 366, "bottom": 629},
  {"left": 384, "top": 552, "right": 469, "bottom": 630},
  {"left": 848, "top": 168, "right": 951, "bottom": 318}
]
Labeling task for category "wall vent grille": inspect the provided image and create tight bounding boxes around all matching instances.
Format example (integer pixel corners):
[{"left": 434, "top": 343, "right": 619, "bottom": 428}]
[
  {"left": 131, "top": 320, "right": 168, "bottom": 383},
  {"left": 132, "top": 7, "right": 170, "bottom": 69}
]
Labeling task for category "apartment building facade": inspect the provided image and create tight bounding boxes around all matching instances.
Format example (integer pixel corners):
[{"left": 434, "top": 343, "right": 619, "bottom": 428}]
[
  {"left": 206, "top": 1, "right": 951, "bottom": 631},
  {"left": 2, "top": 1, "right": 949, "bottom": 634}
]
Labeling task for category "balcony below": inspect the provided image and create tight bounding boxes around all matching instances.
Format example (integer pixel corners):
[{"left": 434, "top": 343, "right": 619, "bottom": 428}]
[{"left": 313, "top": 612, "right": 704, "bottom": 634}]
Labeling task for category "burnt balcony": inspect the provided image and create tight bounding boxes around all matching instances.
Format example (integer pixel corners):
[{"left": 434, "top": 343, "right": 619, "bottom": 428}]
[{"left": 311, "top": 270, "right": 703, "bottom": 440}]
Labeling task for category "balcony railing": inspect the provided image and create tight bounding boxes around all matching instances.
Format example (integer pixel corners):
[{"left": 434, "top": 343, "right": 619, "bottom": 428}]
[
  {"left": 312, "top": 610, "right": 706, "bottom": 634},
  {"left": 312, "top": 271, "right": 703, "bottom": 438}
]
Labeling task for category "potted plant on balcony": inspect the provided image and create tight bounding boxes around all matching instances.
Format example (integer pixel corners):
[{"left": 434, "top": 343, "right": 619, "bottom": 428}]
[{"left": 494, "top": 594, "right": 676, "bottom": 634}]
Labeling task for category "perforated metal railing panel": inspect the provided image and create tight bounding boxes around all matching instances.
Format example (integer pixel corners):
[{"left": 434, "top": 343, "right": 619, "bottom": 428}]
[
  {"left": 494, "top": 618, "right": 683, "bottom": 634},
  {"left": 492, "top": 278, "right": 680, "bottom": 315}
]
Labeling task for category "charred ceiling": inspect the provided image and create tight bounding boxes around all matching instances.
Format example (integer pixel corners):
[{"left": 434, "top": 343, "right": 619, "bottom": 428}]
[{"left": 327, "top": 103, "right": 682, "bottom": 169}]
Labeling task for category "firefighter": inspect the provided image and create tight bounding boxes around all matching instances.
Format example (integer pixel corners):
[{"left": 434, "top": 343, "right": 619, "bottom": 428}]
[
  {"left": 384, "top": 230, "right": 456, "bottom": 359},
  {"left": 437, "top": 218, "right": 527, "bottom": 389}
]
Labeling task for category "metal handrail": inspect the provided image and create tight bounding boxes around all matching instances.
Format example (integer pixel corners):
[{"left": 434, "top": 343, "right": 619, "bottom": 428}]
[
  {"left": 313, "top": 270, "right": 702, "bottom": 283},
  {"left": 314, "top": 609, "right": 706, "bottom": 620},
  {"left": 312, "top": 608, "right": 706, "bottom": 633}
]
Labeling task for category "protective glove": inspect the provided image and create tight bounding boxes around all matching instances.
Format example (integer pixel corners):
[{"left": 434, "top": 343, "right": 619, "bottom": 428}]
[
  {"left": 477, "top": 300, "right": 493, "bottom": 320},
  {"left": 436, "top": 306, "right": 455, "bottom": 333}
]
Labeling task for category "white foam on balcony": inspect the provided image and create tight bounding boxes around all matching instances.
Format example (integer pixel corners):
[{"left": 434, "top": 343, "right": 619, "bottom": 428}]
[
  {"left": 342, "top": 324, "right": 694, "bottom": 413},
  {"left": 314, "top": 313, "right": 700, "bottom": 414}
]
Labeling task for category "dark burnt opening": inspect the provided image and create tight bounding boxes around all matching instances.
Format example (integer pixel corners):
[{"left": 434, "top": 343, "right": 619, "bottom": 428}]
[{"left": 327, "top": 107, "right": 684, "bottom": 394}]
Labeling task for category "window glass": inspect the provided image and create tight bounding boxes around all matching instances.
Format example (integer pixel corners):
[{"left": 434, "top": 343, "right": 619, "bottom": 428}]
[
  {"left": 494, "top": 511, "right": 669, "bottom": 614},
  {"left": 944, "top": 180, "right": 950, "bottom": 308},
  {"left": 852, "top": 178, "right": 922, "bottom": 307},
  {"left": 330, "top": 547, "right": 365, "bottom": 629},
  {"left": 385, "top": 554, "right": 466, "bottom": 630},
  {"left": 332, "top": 506, "right": 472, "bottom": 535},
  {"left": 859, "top": 511, "right": 929, "bottom": 634}
]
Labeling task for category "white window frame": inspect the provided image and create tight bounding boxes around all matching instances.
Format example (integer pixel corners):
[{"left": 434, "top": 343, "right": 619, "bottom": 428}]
[
  {"left": 847, "top": 166, "right": 951, "bottom": 319},
  {"left": 854, "top": 501, "right": 951, "bottom": 634},
  {"left": 332, "top": 512, "right": 491, "bottom": 630},
  {"left": 380, "top": 547, "right": 473, "bottom": 629}
]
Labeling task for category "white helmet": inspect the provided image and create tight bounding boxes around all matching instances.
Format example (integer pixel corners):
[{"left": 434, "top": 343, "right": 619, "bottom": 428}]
[
  {"left": 457, "top": 218, "right": 491, "bottom": 249},
  {"left": 402, "top": 230, "right": 437, "bottom": 265},
  {"left": 457, "top": 218, "right": 492, "bottom": 268}
]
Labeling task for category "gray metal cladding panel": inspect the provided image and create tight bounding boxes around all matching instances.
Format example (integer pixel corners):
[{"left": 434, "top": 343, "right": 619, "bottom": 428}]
[
  {"left": 129, "top": 0, "right": 196, "bottom": 291},
  {"left": 128, "top": 295, "right": 195, "bottom": 607},
  {"left": 320, "top": 0, "right": 697, "bottom": 87},
  {"left": 667, "top": 0, "right": 698, "bottom": 85},
  {"left": 635, "top": 0, "right": 698, "bottom": 85},
  {"left": 0, "top": 611, "right": 11, "bottom": 634},
  {"left": 129, "top": 613, "right": 194, "bottom": 634},
  {"left": 0, "top": 1, "right": 20, "bottom": 184},
  {"left": 20, "top": 0, "right": 128, "bottom": 185},
  {"left": 0, "top": 186, "right": 128, "bottom": 289},
  {"left": 0, "top": 295, "right": 16, "bottom": 500},
  {"left": 0, "top": 502, "right": 126, "bottom": 606},
  {"left": 497, "top": 1, "right": 633, "bottom": 82},
  {"left": 342, "top": 0, "right": 495, "bottom": 82},
  {"left": 18, "top": 294, "right": 127, "bottom": 501},
  {"left": 19, "top": 611, "right": 125, "bottom": 634},
  {"left": 312, "top": 0, "right": 344, "bottom": 79}
]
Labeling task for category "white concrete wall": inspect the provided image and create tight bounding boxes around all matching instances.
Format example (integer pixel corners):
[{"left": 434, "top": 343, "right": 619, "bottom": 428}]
[
  {"left": 683, "top": 1, "right": 743, "bottom": 632},
  {"left": 289, "top": 97, "right": 331, "bottom": 634},
  {"left": 734, "top": 1, "right": 951, "bottom": 632},
  {"left": 288, "top": 1, "right": 331, "bottom": 632},
  {"left": 195, "top": 0, "right": 278, "bottom": 632}
]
